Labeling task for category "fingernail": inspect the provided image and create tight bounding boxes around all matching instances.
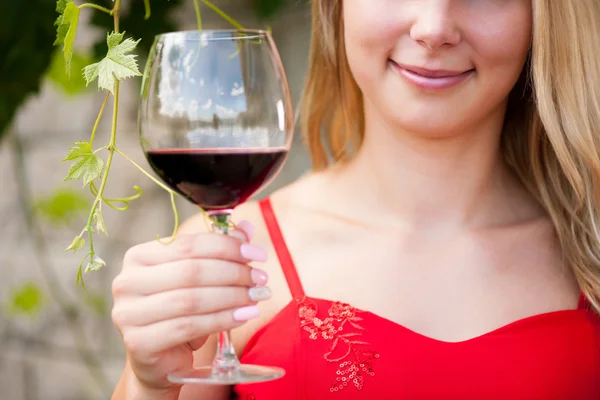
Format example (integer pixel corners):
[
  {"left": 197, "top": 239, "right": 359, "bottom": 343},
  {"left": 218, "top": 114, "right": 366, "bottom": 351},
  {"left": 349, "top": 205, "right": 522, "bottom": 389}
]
[
  {"left": 248, "top": 286, "right": 272, "bottom": 302},
  {"left": 240, "top": 244, "right": 267, "bottom": 262},
  {"left": 233, "top": 305, "right": 260, "bottom": 322},
  {"left": 236, "top": 220, "right": 254, "bottom": 241},
  {"left": 251, "top": 268, "right": 269, "bottom": 285}
]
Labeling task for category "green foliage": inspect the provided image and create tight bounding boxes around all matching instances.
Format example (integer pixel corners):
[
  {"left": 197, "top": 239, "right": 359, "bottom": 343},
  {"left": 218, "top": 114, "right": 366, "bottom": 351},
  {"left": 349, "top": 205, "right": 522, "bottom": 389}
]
[
  {"left": 0, "top": 0, "right": 295, "bottom": 142},
  {"left": 0, "top": 0, "right": 296, "bottom": 284},
  {"left": 63, "top": 141, "right": 105, "bottom": 186},
  {"left": 47, "top": 50, "right": 93, "bottom": 95},
  {"left": 6, "top": 282, "right": 45, "bottom": 318},
  {"left": 0, "top": 0, "right": 56, "bottom": 140},
  {"left": 54, "top": 0, "right": 81, "bottom": 75},
  {"left": 86, "top": 255, "right": 106, "bottom": 273},
  {"left": 83, "top": 32, "right": 142, "bottom": 93},
  {"left": 90, "top": 0, "right": 184, "bottom": 62},
  {"left": 35, "top": 187, "right": 89, "bottom": 225},
  {"left": 93, "top": 206, "right": 107, "bottom": 235},
  {"left": 66, "top": 235, "right": 86, "bottom": 252},
  {"left": 252, "top": 0, "right": 287, "bottom": 20}
]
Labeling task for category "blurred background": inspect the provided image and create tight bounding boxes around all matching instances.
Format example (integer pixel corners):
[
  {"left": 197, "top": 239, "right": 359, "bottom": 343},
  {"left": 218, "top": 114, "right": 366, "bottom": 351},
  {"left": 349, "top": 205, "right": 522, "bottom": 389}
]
[{"left": 0, "top": 1, "right": 312, "bottom": 398}]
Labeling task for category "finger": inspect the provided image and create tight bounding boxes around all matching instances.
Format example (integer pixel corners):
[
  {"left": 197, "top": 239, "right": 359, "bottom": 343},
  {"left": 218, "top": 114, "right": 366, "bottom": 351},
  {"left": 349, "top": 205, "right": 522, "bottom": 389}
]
[
  {"left": 188, "top": 336, "right": 209, "bottom": 352},
  {"left": 235, "top": 220, "right": 254, "bottom": 241},
  {"left": 124, "top": 232, "right": 267, "bottom": 267},
  {"left": 113, "top": 259, "right": 269, "bottom": 296},
  {"left": 122, "top": 306, "right": 260, "bottom": 355},
  {"left": 112, "top": 286, "right": 272, "bottom": 326}
]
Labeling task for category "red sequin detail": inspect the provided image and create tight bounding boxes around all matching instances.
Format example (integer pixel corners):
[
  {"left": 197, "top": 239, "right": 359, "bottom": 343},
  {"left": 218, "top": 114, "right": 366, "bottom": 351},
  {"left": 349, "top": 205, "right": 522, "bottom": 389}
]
[
  {"left": 298, "top": 297, "right": 380, "bottom": 392},
  {"left": 246, "top": 393, "right": 256, "bottom": 400}
]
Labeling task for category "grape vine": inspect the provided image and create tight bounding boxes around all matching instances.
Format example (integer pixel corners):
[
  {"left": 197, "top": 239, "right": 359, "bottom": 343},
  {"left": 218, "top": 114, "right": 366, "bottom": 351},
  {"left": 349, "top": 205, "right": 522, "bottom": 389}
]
[{"left": 55, "top": 0, "right": 252, "bottom": 287}]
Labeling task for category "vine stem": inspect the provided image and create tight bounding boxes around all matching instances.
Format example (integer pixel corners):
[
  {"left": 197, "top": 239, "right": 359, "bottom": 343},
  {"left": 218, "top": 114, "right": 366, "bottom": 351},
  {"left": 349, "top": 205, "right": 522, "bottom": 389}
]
[
  {"left": 82, "top": 0, "right": 123, "bottom": 266},
  {"left": 89, "top": 91, "right": 110, "bottom": 147},
  {"left": 200, "top": 0, "right": 244, "bottom": 30},
  {"left": 193, "top": 0, "right": 202, "bottom": 30},
  {"left": 114, "top": 148, "right": 176, "bottom": 195},
  {"left": 114, "top": 148, "right": 181, "bottom": 242},
  {"left": 113, "top": 0, "right": 122, "bottom": 33},
  {"left": 85, "top": 81, "right": 119, "bottom": 257},
  {"left": 78, "top": 3, "right": 112, "bottom": 14},
  {"left": 143, "top": 0, "right": 151, "bottom": 19}
]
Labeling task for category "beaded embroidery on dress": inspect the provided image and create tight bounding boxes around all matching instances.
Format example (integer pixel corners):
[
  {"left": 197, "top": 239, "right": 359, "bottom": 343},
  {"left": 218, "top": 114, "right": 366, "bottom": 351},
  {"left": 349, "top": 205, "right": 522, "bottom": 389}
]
[{"left": 298, "top": 297, "right": 380, "bottom": 392}]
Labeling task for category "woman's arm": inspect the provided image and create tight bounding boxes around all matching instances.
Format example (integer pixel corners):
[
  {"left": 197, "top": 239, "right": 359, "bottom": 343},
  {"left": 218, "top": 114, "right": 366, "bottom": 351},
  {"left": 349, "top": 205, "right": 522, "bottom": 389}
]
[
  {"left": 111, "top": 357, "right": 182, "bottom": 400},
  {"left": 111, "top": 339, "right": 231, "bottom": 400}
]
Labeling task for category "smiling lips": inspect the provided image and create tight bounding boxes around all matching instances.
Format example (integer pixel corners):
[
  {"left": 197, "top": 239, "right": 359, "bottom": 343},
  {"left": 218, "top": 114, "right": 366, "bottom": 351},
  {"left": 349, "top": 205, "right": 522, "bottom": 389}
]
[{"left": 389, "top": 60, "right": 475, "bottom": 90}]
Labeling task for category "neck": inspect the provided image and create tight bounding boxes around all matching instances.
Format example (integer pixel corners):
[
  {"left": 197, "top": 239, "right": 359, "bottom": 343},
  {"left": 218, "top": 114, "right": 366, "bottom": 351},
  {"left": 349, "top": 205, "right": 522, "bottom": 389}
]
[{"left": 329, "top": 104, "right": 537, "bottom": 231}]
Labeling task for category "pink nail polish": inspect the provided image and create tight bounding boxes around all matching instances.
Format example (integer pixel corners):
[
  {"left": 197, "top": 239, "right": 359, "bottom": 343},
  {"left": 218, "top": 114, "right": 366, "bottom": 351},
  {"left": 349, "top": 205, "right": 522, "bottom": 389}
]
[
  {"left": 251, "top": 269, "right": 269, "bottom": 286},
  {"left": 240, "top": 244, "right": 267, "bottom": 262},
  {"left": 236, "top": 220, "right": 254, "bottom": 241},
  {"left": 233, "top": 305, "right": 260, "bottom": 321}
]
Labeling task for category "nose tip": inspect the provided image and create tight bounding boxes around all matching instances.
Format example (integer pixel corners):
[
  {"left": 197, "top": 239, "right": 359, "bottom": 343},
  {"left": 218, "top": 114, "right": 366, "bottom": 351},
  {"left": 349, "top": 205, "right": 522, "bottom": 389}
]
[{"left": 410, "top": 7, "right": 461, "bottom": 50}]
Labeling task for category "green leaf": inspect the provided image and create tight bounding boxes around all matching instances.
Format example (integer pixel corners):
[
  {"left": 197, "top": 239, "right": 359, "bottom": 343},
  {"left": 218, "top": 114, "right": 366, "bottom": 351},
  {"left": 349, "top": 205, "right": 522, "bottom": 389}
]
[
  {"left": 54, "top": 0, "right": 80, "bottom": 75},
  {"left": 35, "top": 188, "right": 88, "bottom": 226},
  {"left": 54, "top": 0, "right": 69, "bottom": 39},
  {"left": 83, "top": 31, "right": 142, "bottom": 93},
  {"left": 6, "top": 282, "right": 45, "bottom": 318},
  {"left": 66, "top": 235, "right": 85, "bottom": 252},
  {"left": 85, "top": 255, "right": 106, "bottom": 273},
  {"left": 93, "top": 207, "right": 107, "bottom": 235},
  {"left": 76, "top": 255, "right": 90, "bottom": 288},
  {"left": 56, "top": 0, "right": 68, "bottom": 13},
  {"left": 46, "top": 50, "right": 92, "bottom": 96},
  {"left": 63, "top": 141, "right": 104, "bottom": 186}
]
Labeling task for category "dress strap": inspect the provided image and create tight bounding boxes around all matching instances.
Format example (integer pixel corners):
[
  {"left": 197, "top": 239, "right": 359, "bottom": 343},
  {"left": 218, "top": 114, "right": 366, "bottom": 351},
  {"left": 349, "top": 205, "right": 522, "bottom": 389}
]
[{"left": 258, "top": 198, "right": 306, "bottom": 300}]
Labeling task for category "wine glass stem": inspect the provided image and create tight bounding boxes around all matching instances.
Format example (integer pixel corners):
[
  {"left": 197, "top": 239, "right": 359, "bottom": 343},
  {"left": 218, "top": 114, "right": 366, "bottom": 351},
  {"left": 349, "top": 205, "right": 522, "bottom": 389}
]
[{"left": 209, "top": 212, "right": 241, "bottom": 377}]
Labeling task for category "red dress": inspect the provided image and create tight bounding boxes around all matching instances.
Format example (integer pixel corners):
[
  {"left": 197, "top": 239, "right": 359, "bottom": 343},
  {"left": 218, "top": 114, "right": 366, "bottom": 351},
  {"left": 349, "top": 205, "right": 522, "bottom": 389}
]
[{"left": 232, "top": 198, "right": 600, "bottom": 399}]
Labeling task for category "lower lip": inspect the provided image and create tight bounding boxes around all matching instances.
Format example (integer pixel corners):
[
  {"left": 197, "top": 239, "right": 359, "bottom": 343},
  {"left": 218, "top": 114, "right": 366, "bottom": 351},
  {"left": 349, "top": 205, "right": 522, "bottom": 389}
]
[{"left": 391, "top": 63, "right": 474, "bottom": 90}]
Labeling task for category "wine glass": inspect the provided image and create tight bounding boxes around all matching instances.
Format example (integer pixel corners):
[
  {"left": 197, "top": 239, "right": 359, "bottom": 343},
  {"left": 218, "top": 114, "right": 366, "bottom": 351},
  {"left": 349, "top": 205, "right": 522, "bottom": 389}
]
[{"left": 138, "top": 29, "right": 293, "bottom": 385}]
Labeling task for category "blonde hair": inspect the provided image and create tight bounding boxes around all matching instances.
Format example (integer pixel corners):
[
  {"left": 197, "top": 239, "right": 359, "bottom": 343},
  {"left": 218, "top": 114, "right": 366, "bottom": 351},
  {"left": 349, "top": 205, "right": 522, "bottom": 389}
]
[{"left": 300, "top": 0, "right": 600, "bottom": 312}]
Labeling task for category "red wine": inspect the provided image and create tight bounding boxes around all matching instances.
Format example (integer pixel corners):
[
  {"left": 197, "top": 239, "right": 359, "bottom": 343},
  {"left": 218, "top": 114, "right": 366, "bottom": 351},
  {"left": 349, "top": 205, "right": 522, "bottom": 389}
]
[{"left": 145, "top": 148, "right": 288, "bottom": 211}]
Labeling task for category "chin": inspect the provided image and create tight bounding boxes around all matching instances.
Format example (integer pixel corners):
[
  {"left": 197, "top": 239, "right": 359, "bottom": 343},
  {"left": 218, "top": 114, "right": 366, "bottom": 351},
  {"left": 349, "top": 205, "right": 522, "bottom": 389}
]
[
  {"left": 376, "top": 101, "right": 478, "bottom": 139},
  {"left": 394, "top": 117, "right": 468, "bottom": 139}
]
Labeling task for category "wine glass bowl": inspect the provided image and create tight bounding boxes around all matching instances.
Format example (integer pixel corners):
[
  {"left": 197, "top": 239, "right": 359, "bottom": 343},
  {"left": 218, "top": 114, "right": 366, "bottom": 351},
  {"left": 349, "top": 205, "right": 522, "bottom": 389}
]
[
  {"left": 138, "top": 29, "right": 293, "bottom": 385},
  {"left": 140, "top": 29, "right": 293, "bottom": 213}
]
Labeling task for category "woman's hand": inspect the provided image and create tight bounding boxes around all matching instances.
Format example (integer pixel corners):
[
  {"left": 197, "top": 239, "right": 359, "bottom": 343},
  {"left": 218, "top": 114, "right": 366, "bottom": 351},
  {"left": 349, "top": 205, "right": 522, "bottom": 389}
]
[{"left": 111, "top": 221, "right": 270, "bottom": 397}]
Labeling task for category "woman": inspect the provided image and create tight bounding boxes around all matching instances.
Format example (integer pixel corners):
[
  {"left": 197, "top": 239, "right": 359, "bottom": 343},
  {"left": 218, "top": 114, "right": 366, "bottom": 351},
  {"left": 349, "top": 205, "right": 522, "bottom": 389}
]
[{"left": 111, "top": 1, "right": 600, "bottom": 399}]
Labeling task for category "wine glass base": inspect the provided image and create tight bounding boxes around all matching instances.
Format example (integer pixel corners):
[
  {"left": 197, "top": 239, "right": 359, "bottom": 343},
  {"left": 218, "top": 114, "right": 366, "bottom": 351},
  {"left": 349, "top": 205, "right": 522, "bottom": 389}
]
[{"left": 167, "top": 364, "right": 285, "bottom": 385}]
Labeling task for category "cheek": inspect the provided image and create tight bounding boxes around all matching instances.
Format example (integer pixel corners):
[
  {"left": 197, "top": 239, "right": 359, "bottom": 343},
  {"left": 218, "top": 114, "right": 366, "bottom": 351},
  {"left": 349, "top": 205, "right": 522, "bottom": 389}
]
[
  {"left": 343, "top": 0, "right": 404, "bottom": 42},
  {"left": 343, "top": 3, "right": 408, "bottom": 105},
  {"left": 470, "top": 12, "right": 532, "bottom": 91}
]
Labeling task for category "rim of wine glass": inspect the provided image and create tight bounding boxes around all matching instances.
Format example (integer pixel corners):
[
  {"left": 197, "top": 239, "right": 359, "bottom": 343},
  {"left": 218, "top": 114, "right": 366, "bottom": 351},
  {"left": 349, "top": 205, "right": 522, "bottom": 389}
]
[{"left": 154, "top": 29, "right": 271, "bottom": 41}]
